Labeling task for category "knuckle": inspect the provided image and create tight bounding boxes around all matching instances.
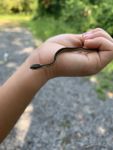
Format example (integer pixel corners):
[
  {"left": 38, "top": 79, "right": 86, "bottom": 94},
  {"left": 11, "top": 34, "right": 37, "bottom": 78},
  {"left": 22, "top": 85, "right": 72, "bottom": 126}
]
[
  {"left": 95, "top": 27, "right": 103, "bottom": 31},
  {"left": 96, "top": 31, "right": 105, "bottom": 36}
]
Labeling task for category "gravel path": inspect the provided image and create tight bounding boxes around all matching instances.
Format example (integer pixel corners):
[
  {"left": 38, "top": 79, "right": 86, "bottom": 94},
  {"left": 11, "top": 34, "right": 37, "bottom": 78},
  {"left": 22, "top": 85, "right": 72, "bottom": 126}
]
[{"left": 0, "top": 27, "right": 113, "bottom": 150}]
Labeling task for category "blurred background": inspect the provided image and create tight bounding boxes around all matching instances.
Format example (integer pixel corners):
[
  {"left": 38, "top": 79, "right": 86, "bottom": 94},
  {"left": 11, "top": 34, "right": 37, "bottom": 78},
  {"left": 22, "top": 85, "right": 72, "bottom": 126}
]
[{"left": 1, "top": 0, "right": 113, "bottom": 149}]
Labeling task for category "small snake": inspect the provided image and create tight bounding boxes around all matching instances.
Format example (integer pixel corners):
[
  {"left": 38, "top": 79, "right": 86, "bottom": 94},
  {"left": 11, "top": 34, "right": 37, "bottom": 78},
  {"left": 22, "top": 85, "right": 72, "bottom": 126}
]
[{"left": 30, "top": 47, "right": 97, "bottom": 70}]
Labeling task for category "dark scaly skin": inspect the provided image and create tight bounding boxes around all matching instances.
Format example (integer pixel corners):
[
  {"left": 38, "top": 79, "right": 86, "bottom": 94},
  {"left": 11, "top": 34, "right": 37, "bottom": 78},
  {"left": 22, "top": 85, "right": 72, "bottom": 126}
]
[{"left": 30, "top": 47, "right": 98, "bottom": 70}]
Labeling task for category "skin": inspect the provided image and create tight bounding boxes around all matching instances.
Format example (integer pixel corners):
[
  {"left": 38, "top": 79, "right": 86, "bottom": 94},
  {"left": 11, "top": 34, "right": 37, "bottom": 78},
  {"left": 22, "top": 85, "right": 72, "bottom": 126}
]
[
  {"left": 0, "top": 28, "right": 113, "bottom": 142},
  {"left": 30, "top": 47, "right": 98, "bottom": 69}
]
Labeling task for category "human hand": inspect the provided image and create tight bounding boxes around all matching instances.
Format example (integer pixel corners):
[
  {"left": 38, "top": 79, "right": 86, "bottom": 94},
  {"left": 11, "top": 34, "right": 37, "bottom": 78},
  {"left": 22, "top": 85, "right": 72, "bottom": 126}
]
[
  {"left": 29, "top": 34, "right": 84, "bottom": 77},
  {"left": 28, "top": 30, "right": 113, "bottom": 78},
  {"left": 83, "top": 28, "right": 113, "bottom": 73}
]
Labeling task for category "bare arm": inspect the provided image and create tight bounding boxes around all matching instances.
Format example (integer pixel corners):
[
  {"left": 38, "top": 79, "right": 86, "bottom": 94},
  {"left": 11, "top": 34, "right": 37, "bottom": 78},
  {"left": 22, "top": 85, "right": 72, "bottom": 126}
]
[{"left": 0, "top": 57, "right": 51, "bottom": 142}]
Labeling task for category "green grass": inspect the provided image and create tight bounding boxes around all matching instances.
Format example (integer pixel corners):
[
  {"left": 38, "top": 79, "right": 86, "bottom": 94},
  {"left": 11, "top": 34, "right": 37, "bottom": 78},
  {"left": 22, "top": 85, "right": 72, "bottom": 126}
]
[
  {"left": 0, "top": 14, "right": 32, "bottom": 27},
  {"left": 0, "top": 14, "right": 31, "bottom": 20}
]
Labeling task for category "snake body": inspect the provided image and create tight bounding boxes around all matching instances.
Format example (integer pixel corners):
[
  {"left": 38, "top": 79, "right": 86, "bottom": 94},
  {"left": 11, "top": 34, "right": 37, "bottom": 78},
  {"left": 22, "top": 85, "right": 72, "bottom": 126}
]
[{"left": 30, "top": 47, "right": 97, "bottom": 70}]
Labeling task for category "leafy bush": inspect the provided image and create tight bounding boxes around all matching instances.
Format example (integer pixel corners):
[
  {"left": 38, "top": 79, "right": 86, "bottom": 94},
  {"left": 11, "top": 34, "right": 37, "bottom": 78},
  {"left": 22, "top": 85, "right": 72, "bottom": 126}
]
[
  {"left": 95, "top": 1, "right": 113, "bottom": 36},
  {"left": 36, "top": 0, "right": 113, "bottom": 36},
  {"left": 28, "top": 16, "right": 78, "bottom": 40},
  {"left": 61, "top": 0, "right": 92, "bottom": 33},
  {"left": 0, "top": 0, "right": 36, "bottom": 14},
  {"left": 36, "top": 0, "right": 93, "bottom": 33},
  {"left": 36, "top": 0, "right": 65, "bottom": 18}
]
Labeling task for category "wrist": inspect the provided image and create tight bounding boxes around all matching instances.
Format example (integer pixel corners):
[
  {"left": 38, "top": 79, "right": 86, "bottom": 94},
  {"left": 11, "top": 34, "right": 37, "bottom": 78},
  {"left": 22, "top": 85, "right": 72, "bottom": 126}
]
[{"left": 26, "top": 52, "right": 56, "bottom": 81}]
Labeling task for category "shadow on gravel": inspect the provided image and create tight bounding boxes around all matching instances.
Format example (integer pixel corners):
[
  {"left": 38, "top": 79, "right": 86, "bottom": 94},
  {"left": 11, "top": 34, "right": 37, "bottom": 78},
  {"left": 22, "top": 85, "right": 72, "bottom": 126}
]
[{"left": 0, "top": 28, "right": 35, "bottom": 84}]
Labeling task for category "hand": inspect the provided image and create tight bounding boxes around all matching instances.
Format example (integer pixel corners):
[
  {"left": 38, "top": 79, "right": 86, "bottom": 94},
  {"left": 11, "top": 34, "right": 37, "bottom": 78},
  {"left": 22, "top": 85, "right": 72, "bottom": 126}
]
[
  {"left": 83, "top": 28, "right": 113, "bottom": 72},
  {"left": 29, "top": 34, "right": 83, "bottom": 77},
  {"left": 29, "top": 30, "right": 113, "bottom": 78}
]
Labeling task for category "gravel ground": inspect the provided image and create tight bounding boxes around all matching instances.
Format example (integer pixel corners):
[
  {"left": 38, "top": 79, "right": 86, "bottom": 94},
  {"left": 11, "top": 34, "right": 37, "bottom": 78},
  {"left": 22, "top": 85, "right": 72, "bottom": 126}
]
[{"left": 0, "top": 27, "right": 113, "bottom": 150}]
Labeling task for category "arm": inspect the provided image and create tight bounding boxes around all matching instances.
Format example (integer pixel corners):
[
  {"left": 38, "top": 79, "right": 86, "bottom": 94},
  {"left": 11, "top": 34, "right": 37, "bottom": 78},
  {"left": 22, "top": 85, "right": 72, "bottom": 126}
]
[{"left": 0, "top": 57, "right": 52, "bottom": 142}]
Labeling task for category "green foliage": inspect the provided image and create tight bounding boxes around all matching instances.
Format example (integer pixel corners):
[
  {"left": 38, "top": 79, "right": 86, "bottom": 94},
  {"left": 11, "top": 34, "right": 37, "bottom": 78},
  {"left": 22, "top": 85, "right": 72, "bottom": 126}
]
[
  {"left": 36, "top": 0, "right": 65, "bottom": 18},
  {"left": 2, "top": 0, "right": 113, "bottom": 36},
  {"left": 95, "top": 62, "right": 113, "bottom": 99},
  {"left": 0, "top": 0, "right": 36, "bottom": 14},
  {"left": 35, "top": 0, "right": 113, "bottom": 36},
  {"left": 61, "top": 0, "right": 92, "bottom": 33},
  {"left": 28, "top": 16, "right": 76, "bottom": 40},
  {"left": 35, "top": 0, "right": 93, "bottom": 33},
  {"left": 96, "top": 1, "right": 113, "bottom": 36},
  {"left": 88, "top": 0, "right": 101, "bottom": 5}
]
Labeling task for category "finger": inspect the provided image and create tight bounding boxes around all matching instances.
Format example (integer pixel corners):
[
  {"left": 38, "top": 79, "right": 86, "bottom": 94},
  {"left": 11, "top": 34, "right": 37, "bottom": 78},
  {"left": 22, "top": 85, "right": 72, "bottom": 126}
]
[
  {"left": 84, "top": 37, "right": 113, "bottom": 67},
  {"left": 90, "top": 28, "right": 104, "bottom": 32},
  {"left": 83, "top": 28, "right": 113, "bottom": 42},
  {"left": 83, "top": 31, "right": 113, "bottom": 42},
  {"left": 84, "top": 37, "right": 113, "bottom": 50},
  {"left": 85, "top": 28, "right": 104, "bottom": 33}
]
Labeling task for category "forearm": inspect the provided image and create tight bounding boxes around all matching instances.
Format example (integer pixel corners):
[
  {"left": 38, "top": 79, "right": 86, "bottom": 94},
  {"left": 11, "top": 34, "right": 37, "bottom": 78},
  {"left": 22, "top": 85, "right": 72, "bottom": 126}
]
[{"left": 0, "top": 57, "right": 49, "bottom": 142}]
